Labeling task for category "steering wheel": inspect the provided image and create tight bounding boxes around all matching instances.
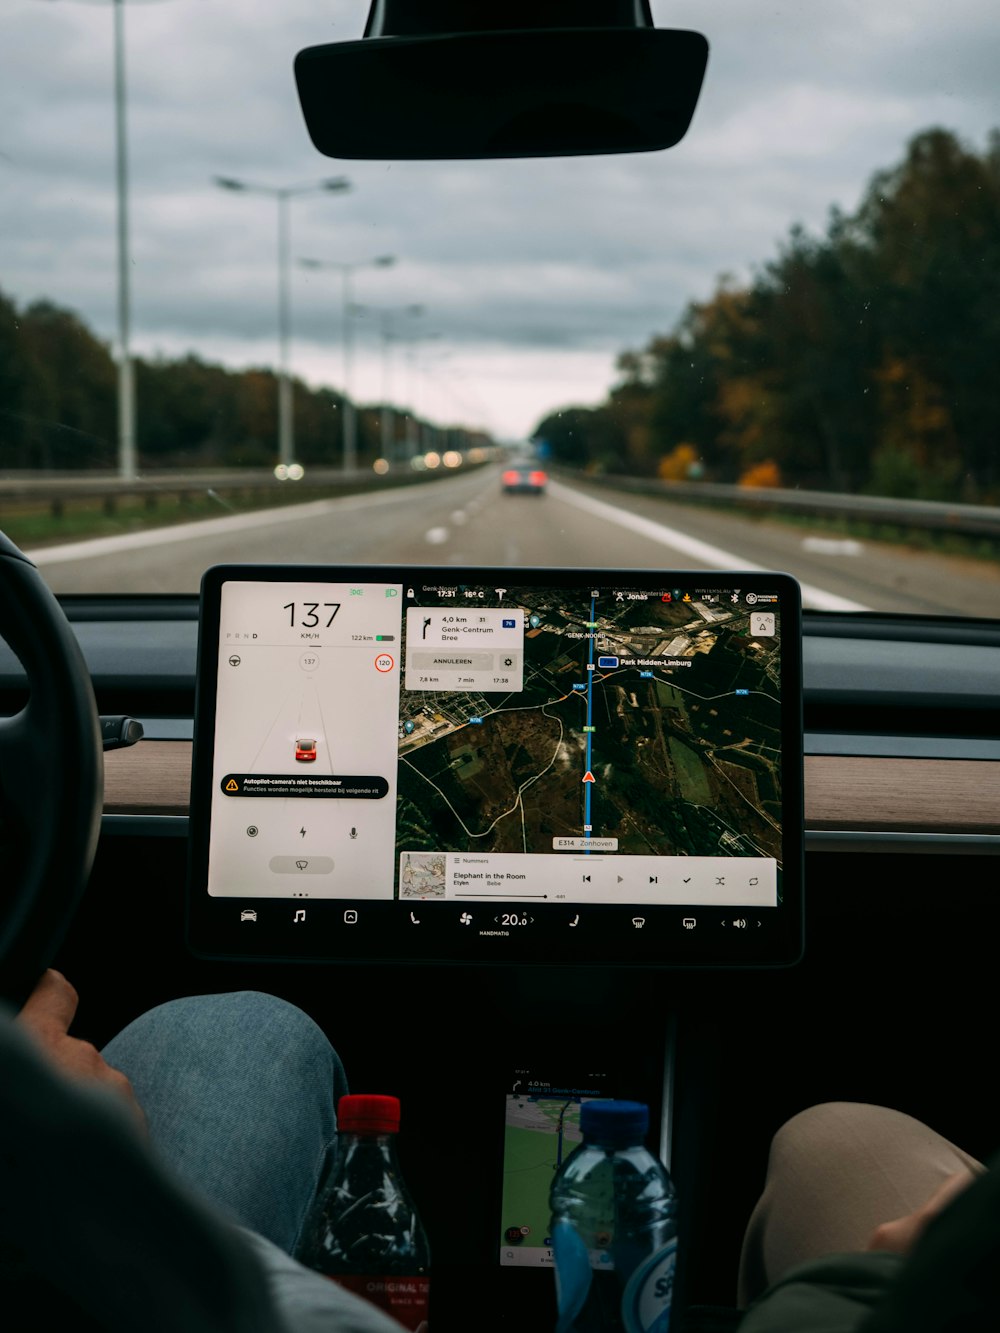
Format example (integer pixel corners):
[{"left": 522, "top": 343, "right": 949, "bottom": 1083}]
[{"left": 0, "top": 530, "right": 103, "bottom": 1008}]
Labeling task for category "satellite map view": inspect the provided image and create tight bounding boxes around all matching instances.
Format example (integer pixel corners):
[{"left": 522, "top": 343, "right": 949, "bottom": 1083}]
[{"left": 393, "top": 586, "right": 783, "bottom": 878}]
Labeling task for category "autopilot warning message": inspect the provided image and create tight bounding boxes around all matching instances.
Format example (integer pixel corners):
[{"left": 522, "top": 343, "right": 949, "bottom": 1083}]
[{"left": 221, "top": 774, "right": 389, "bottom": 798}]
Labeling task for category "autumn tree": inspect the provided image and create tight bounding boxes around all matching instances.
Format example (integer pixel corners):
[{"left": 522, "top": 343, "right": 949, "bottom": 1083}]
[{"left": 535, "top": 125, "right": 1000, "bottom": 502}]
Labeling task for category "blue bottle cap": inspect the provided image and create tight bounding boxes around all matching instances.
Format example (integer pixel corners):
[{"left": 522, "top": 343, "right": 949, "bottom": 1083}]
[{"left": 580, "top": 1099, "right": 649, "bottom": 1145}]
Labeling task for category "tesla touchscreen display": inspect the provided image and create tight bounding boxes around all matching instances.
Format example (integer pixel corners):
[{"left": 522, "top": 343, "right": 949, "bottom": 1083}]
[{"left": 205, "top": 575, "right": 789, "bottom": 911}]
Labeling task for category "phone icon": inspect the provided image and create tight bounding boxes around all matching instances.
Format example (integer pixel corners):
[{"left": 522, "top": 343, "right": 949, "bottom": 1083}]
[
  {"left": 569, "top": 914, "right": 580, "bottom": 927},
  {"left": 410, "top": 911, "right": 421, "bottom": 924}
]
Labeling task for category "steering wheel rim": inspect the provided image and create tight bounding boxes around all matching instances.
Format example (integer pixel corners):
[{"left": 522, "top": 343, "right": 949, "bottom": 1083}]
[{"left": 0, "top": 530, "right": 103, "bottom": 1007}]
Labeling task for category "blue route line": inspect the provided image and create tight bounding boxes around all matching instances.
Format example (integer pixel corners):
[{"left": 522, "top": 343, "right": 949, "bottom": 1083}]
[{"left": 584, "top": 595, "right": 595, "bottom": 840}]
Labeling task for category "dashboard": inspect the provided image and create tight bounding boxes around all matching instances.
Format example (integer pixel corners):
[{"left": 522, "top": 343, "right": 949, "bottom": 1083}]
[{"left": 11, "top": 603, "right": 990, "bottom": 841}]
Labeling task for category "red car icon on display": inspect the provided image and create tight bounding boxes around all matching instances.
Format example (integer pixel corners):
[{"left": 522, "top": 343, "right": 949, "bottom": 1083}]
[{"left": 295, "top": 738, "right": 317, "bottom": 762}]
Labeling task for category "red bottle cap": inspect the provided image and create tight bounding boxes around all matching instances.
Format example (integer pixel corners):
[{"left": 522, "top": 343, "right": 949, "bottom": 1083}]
[{"left": 337, "top": 1094, "right": 401, "bottom": 1135}]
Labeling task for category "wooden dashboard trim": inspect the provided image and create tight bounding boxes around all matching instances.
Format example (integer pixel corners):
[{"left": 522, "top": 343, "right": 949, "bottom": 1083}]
[{"left": 102, "top": 742, "right": 1000, "bottom": 835}]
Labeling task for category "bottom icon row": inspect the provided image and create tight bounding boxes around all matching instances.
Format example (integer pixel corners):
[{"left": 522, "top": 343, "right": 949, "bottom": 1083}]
[{"left": 234, "top": 908, "right": 762, "bottom": 931}]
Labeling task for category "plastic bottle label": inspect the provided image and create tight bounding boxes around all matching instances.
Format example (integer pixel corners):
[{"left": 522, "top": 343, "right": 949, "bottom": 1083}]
[
  {"left": 621, "top": 1239, "right": 677, "bottom": 1333},
  {"left": 324, "top": 1273, "right": 430, "bottom": 1331}
]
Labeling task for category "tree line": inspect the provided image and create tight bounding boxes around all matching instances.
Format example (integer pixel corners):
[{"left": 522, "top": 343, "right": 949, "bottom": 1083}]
[
  {"left": 534, "top": 127, "right": 1000, "bottom": 503},
  {"left": 0, "top": 289, "right": 480, "bottom": 471}
]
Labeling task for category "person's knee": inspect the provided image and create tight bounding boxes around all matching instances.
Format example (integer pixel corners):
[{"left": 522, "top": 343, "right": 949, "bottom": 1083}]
[
  {"left": 190, "top": 990, "right": 329, "bottom": 1043},
  {"left": 106, "top": 991, "right": 336, "bottom": 1072},
  {"left": 225, "top": 992, "right": 339, "bottom": 1074},
  {"left": 769, "top": 1101, "right": 896, "bottom": 1168}
]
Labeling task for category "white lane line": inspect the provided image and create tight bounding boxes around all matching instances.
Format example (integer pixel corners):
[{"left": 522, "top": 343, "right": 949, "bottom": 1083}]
[
  {"left": 550, "top": 480, "right": 871, "bottom": 612},
  {"left": 425, "top": 526, "right": 449, "bottom": 545},
  {"left": 802, "top": 537, "right": 863, "bottom": 556},
  {"left": 25, "top": 486, "right": 431, "bottom": 565},
  {"left": 450, "top": 509, "right": 468, "bottom": 525}
]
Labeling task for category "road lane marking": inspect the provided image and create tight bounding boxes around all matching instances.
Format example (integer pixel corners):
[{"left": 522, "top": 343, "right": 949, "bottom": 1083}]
[
  {"left": 550, "top": 480, "right": 870, "bottom": 612},
  {"left": 425, "top": 526, "right": 449, "bottom": 544},
  {"left": 802, "top": 537, "right": 864, "bottom": 556}
]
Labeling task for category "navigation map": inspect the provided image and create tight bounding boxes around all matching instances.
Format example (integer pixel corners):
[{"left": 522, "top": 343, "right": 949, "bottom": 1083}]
[
  {"left": 500, "top": 1093, "right": 589, "bottom": 1265},
  {"left": 395, "top": 588, "right": 783, "bottom": 867}
]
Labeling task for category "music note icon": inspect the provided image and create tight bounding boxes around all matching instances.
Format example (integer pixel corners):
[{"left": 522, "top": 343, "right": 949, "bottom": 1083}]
[{"left": 293, "top": 909, "right": 306, "bottom": 923}]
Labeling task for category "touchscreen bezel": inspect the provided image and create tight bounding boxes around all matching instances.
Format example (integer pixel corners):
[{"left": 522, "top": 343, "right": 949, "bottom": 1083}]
[{"left": 186, "top": 564, "right": 804, "bottom": 968}]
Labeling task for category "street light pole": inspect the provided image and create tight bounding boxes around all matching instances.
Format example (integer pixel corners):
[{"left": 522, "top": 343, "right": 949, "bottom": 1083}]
[
  {"left": 46, "top": 0, "right": 139, "bottom": 478},
  {"left": 380, "top": 310, "right": 393, "bottom": 461},
  {"left": 298, "top": 256, "right": 395, "bottom": 472},
  {"left": 359, "top": 304, "right": 424, "bottom": 461},
  {"left": 407, "top": 326, "right": 442, "bottom": 458},
  {"left": 342, "top": 265, "right": 356, "bottom": 472},
  {"left": 214, "top": 175, "right": 351, "bottom": 471},
  {"left": 111, "top": 0, "right": 135, "bottom": 481},
  {"left": 277, "top": 190, "right": 293, "bottom": 471}
]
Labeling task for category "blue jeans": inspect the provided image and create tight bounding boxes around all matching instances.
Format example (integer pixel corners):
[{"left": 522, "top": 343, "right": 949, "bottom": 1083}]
[{"left": 102, "top": 991, "right": 347, "bottom": 1256}]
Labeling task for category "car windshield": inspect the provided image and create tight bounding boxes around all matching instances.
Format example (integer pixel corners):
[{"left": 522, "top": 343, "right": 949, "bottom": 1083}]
[{"left": 3, "top": 0, "right": 998, "bottom": 615}]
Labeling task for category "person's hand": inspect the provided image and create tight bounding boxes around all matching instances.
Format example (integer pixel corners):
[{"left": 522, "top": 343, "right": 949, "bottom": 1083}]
[
  {"left": 866, "top": 1169, "right": 976, "bottom": 1256},
  {"left": 16, "top": 968, "right": 146, "bottom": 1129}
]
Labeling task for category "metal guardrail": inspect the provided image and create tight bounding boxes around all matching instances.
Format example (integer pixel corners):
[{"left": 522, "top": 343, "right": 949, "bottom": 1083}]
[
  {"left": 556, "top": 470, "right": 1000, "bottom": 541},
  {"left": 0, "top": 462, "right": 480, "bottom": 517},
  {"left": 3, "top": 462, "right": 998, "bottom": 541}
]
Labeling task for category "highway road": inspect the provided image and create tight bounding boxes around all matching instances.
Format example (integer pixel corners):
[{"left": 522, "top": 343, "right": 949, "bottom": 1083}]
[{"left": 28, "top": 466, "right": 1000, "bottom": 615}]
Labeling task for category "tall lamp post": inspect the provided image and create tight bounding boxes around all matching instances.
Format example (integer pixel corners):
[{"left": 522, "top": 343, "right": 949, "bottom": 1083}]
[
  {"left": 213, "top": 175, "right": 351, "bottom": 471},
  {"left": 111, "top": 0, "right": 134, "bottom": 479},
  {"left": 357, "top": 304, "right": 425, "bottom": 461},
  {"left": 298, "top": 256, "right": 395, "bottom": 472},
  {"left": 42, "top": 0, "right": 141, "bottom": 479},
  {"left": 407, "top": 328, "right": 442, "bottom": 458}
]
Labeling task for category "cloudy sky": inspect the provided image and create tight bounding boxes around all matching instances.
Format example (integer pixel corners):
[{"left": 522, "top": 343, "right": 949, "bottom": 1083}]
[{"left": 3, "top": 0, "right": 999, "bottom": 442}]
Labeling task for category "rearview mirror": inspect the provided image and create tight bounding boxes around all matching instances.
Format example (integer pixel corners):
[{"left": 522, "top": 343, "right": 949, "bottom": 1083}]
[{"left": 295, "top": 26, "right": 709, "bottom": 161}]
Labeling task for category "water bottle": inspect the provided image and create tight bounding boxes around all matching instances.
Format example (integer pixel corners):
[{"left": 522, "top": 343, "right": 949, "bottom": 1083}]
[
  {"left": 548, "top": 1100, "right": 678, "bottom": 1333},
  {"left": 298, "top": 1094, "right": 431, "bottom": 1331}
]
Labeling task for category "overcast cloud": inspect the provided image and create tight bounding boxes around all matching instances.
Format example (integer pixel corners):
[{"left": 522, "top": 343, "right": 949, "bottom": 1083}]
[{"left": 3, "top": 0, "right": 999, "bottom": 440}]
